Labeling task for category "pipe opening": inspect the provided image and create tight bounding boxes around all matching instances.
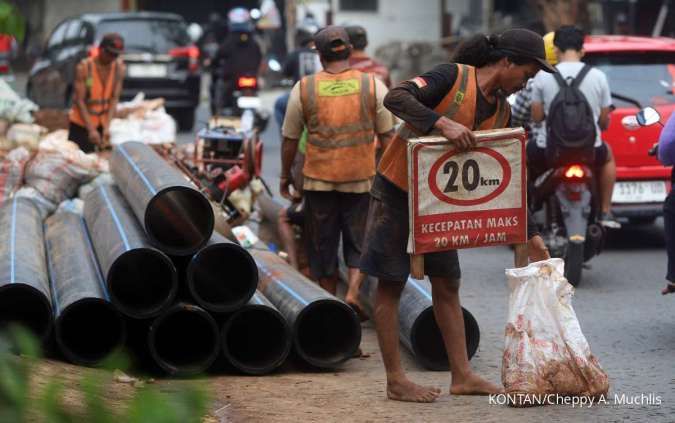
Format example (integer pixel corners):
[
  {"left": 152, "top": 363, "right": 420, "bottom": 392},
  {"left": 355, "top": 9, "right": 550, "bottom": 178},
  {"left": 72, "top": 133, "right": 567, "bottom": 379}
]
[
  {"left": 108, "top": 249, "right": 176, "bottom": 318},
  {"left": 0, "top": 284, "right": 52, "bottom": 338},
  {"left": 411, "top": 307, "right": 480, "bottom": 371},
  {"left": 410, "top": 308, "right": 447, "bottom": 370},
  {"left": 150, "top": 307, "right": 219, "bottom": 374},
  {"left": 223, "top": 307, "right": 290, "bottom": 374},
  {"left": 295, "top": 300, "right": 360, "bottom": 367},
  {"left": 56, "top": 299, "right": 125, "bottom": 365},
  {"left": 188, "top": 245, "right": 257, "bottom": 312},
  {"left": 146, "top": 187, "right": 214, "bottom": 255}
]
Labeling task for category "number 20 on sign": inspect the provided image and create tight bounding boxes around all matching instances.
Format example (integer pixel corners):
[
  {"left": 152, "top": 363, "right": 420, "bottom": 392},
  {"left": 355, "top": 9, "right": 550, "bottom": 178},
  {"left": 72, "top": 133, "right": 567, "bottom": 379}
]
[{"left": 407, "top": 128, "right": 527, "bottom": 255}]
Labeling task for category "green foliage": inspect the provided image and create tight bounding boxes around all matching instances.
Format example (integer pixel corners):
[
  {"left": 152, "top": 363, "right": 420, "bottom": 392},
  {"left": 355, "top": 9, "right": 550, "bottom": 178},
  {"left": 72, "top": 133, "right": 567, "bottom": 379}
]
[
  {"left": 0, "top": 1, "right": 25, "bottom": 42},
  {"left": 0, "top": 326, "right": 210, "bottom": 423}
]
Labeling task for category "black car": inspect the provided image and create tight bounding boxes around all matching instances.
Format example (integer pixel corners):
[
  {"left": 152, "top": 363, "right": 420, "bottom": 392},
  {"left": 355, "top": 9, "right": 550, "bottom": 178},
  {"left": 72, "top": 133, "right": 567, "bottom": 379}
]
[{"left": 27, "top": 11, "right": 200, "bottom": 131}]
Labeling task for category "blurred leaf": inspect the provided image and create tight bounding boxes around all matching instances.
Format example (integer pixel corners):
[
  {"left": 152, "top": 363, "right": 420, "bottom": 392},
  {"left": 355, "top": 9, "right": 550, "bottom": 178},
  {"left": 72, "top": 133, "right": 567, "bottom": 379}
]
[
  {"left": 127, "top": 387, "right": 174, "bottom": 423},
  {"left": 40, "top": 381, "right": 77, "bottom": 423},
  {"left": 6, "top": 325, "right": 40, "bottom": 359},
  {"left": 98, "top": 348, "right": 131, "bottom": 373},
  {"left": 82, "top": 372, "right": 114, "bottom": 423}
]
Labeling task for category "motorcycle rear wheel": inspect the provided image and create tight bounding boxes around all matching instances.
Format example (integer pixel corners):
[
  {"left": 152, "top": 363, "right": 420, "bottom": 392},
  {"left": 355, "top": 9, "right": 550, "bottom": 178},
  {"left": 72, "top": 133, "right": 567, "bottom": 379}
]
[{"left": 564, "top": 241, "right": 584, "bottom": 287}]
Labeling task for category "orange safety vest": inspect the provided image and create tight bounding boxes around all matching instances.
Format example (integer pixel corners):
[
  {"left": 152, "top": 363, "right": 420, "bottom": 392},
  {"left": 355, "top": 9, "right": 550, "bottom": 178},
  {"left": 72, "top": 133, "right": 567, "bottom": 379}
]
[
  {"left": 378, "top": 64, "right": 511, "bottom": 191},
  {"left": 69, "top": 58, "right": 119, "bottom": 128},
  {"left": 299, "top": 69, "right": 377, "bottom": 182}
]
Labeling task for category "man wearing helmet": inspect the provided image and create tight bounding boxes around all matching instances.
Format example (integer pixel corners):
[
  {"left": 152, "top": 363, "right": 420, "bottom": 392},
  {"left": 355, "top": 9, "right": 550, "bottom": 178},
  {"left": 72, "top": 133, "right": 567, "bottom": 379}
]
[{"left": 211, "top": 7, "right": 262, "bottom": 113}]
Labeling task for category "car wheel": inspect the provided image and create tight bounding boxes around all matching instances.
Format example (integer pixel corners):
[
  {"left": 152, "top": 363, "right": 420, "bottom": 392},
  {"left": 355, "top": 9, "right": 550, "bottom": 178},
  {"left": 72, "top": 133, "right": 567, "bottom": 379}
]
[{"left": 173, "top": 108, "right": 196, "bottom": 132}]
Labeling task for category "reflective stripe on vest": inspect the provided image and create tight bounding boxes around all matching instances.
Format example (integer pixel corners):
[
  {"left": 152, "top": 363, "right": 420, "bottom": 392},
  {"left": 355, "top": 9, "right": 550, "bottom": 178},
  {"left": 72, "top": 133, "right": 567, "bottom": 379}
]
[
  {"left": 303, "top": 72, "right": 375, "bottom": 146},
  {"left": 85, "top": 60, "right": 116, "bottom": 116},
  {"left": 377, "top": 64, "right": 511, "bottom": 191},
  {"left": 69, "top": 58, "right": 117, "bottom": 127},
  {"left": 300, "top": 70, "right": 378, "bottom": 182}
]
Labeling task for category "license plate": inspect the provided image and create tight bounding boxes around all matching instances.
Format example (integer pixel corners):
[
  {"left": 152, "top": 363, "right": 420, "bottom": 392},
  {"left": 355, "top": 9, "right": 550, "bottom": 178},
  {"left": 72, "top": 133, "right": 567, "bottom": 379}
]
[
  {"left": 127, "top": 64, "right": 167, "bottom": 78},
  {"left": 612, "top": 181, "right": 668, "bottom": 204}
]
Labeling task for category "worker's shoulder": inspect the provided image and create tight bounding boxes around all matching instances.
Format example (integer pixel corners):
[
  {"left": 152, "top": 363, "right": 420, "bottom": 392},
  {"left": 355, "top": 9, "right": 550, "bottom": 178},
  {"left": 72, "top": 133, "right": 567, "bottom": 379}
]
[{"left": 74, "top": 58, "right": 90, "bottom": 75}]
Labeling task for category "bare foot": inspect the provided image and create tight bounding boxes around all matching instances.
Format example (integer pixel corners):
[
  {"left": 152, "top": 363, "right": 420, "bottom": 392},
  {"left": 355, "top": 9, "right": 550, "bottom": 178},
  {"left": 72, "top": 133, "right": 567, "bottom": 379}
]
[
  {"left": 662, "top": 282, "right": 675, "bottom": 295},
  {"left": 450, "top": 372, "right": 504, "bottom": 396},
  {"left": 387, "top": 378, "right": 442, "bottom": 403}
]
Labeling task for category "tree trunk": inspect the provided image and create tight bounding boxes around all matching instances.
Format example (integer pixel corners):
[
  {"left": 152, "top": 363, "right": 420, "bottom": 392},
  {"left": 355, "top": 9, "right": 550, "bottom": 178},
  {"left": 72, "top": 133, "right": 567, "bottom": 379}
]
[{"left": 531, "top": 0, "right": 591, "bottom": 32}]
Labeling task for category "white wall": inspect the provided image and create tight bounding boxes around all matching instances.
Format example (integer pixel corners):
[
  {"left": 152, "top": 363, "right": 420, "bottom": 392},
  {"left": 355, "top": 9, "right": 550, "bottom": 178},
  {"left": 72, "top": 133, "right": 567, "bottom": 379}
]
[
  {"left": 298, "top": 0, "right": 472, "bottom": 53},
  {"left": 332, "top": 0, "right": 441, "bottom": 53},
  {"left": 44, "top": 0, "right": 120, "bottom": 38}
]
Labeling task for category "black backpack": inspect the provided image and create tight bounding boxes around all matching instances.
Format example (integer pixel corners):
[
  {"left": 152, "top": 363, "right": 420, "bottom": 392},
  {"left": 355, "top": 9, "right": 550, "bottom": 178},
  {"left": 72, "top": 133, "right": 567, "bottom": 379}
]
[{"left": 546, "top": 64, "right": 596, "bottom": 166}]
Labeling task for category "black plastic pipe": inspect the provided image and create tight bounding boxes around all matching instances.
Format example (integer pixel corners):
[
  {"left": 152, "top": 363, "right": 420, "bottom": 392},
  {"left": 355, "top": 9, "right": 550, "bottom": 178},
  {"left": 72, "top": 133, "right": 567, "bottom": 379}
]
[
  {"left": 360, "top": 276, "right": 480, "bottom": 371},
  {"left": 148, "top": 302, "right": 220, "bottom": 376},
  {"left": 84, "top": 184, "right": 178, "bottom": 319},
  {"left": 254, "top": 193, "right": 282, "bottom": 246},
  {"left": 0, "top": 197, "right": 53, "bottom": 339},
  {"left": 252, "top": 249, "right": 361, "bottom": 368},
  {"left": 186, "top": 232, "right": 258, "bottom": 313},
  {"left": 110, "top": 141, "right": 214, "bottom": 256},
  {"left": 45, "top": 211, "right": 125, "bottom": 365},
  {"left": 221, "top": 291, "right": 291, "bottom": 375}
]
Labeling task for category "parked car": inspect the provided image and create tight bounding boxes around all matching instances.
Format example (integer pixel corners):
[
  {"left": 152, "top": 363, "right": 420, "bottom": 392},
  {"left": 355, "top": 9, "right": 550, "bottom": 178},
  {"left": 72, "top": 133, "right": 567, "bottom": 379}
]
[
  {"left": 583, "top": 35, "right": 675, "bottom": 224},
  {"left": 27, "top": 12, "right": 201, "bottom": 131}
]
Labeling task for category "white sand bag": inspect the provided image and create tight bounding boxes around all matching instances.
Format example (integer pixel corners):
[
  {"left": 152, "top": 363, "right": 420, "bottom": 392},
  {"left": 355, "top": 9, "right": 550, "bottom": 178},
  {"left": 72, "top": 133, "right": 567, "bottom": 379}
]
[{"left": 502, "top": 258, "right": 609, "bottom": 406}]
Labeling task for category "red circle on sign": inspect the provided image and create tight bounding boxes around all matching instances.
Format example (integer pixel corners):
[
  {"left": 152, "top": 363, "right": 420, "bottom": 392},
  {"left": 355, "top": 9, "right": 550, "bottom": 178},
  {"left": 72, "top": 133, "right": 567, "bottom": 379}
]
[{"left": 428, "top": 147, "right": 512, "bottom": 206}]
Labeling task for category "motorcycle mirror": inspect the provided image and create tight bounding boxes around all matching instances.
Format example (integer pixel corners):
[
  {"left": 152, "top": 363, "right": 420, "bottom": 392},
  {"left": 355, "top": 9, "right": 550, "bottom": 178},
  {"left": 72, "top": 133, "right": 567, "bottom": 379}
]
[
  {"left": 621, "top": 115, "right": 640, "bottom": 131},
  {"left": 636, "top": 106, "right": 661, "bottom": 126}
]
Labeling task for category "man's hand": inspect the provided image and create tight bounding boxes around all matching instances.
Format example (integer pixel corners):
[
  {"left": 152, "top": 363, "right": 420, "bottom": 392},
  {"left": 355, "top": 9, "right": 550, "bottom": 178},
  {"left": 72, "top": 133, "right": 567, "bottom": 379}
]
[
  {"left": 527, "top": 235, "right": 550, "bottom": 262},
  {"left": 102, "top": 127, "right": 112, "bottom": 149},
  {"left": 280, "top": 176, "right": 297, "bottom": 201},
  {"left": 88, "top": 129, "right": 102, "bottom": 147},
  {"left": 434, "top": 117, "right": 475, "bottom": 151}
]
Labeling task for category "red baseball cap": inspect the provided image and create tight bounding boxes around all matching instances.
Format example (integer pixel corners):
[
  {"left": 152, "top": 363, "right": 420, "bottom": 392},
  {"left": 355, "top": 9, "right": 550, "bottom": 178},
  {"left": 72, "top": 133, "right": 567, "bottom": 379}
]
[{"left": 100, "top": 33, "right": 125, "bottom": 55}]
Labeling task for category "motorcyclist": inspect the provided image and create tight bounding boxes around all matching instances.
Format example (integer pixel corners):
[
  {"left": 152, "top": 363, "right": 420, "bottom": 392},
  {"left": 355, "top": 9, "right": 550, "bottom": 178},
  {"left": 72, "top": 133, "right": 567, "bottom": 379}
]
[
  {"left": 199, "top": 12, "right": 226, "bottom": 68},
  {"left": 211, "top": 7, "right": 262, "bottom": 114},
  {"left": 530, "top": 26, "right": 620, "bottom": 229}
]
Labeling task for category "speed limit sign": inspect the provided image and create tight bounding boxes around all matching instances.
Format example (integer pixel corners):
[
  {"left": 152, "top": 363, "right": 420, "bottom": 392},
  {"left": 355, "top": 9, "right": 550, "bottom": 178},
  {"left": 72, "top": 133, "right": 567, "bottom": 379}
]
[{"left": 407, "top": 128, "right": 527, "bottom": 255}]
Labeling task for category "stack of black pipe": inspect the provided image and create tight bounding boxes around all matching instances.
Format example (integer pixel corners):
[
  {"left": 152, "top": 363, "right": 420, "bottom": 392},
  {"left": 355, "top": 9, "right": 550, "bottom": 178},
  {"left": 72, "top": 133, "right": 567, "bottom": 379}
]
[
  {"left": 0, "top": 141, "right": 366, "bottom": 377},
  {"left": 0, "top": 141, "right": 363, "bottom": 375}
]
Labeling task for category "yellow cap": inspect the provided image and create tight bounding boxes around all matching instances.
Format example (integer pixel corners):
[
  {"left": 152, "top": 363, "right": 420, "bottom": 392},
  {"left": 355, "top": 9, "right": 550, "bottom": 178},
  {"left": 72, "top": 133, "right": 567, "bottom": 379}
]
[{"left": 543, "top": 32, "right": 557, "bottom": 66}]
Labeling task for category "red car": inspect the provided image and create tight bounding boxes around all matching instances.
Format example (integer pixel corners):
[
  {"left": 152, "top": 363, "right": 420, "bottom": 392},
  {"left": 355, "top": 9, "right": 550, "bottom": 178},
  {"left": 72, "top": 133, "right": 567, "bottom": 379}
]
[{"left": 583, "top": 35, "right": 675, "bottom": 224}]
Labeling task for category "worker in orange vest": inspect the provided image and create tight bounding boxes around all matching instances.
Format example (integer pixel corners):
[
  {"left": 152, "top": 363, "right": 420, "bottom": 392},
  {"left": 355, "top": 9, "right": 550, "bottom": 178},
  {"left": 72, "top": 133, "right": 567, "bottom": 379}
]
[
  {"left": 68, "top": 33, "right": 125, "bottom": 153},
  {"left": 361, "top": 28, "right": 552, "bottom": 402},
  {"left": 280, "top": 26, "right": 395, "bottom": 307}
]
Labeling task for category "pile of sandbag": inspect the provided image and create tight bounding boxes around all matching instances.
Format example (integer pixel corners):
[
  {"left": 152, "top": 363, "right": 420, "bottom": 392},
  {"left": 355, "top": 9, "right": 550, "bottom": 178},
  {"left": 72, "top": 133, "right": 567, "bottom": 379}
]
[
  {"left": 6, "top": 136, "right": 108, "bottom": 217},
  {"left": 0, "top": 146, "right": 30, "bottom": 204},
  {"left": 0, "top": 79, "right": 47, "bottom": 152},
  {"left": 110, "top": 92, "right": 176, "bottom": 145},
  {"left": 0, "top": 79, "right": 38, "bottom": 124}
]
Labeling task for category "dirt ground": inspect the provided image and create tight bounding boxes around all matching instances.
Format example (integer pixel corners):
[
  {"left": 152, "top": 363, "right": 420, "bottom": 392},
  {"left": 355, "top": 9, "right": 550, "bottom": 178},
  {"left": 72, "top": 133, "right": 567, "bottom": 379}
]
[{"left": 28, "top": 316, "right": 668, "bottom": 423}]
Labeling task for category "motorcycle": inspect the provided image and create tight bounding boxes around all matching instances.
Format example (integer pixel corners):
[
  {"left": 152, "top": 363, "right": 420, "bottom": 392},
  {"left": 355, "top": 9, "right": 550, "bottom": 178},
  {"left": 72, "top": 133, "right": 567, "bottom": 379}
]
[
  {"left": 211, "top": 72, "right": 262, "bottom": 117},
  {"left": 531, "top": 159, "right": 606, "bottom": 286}
]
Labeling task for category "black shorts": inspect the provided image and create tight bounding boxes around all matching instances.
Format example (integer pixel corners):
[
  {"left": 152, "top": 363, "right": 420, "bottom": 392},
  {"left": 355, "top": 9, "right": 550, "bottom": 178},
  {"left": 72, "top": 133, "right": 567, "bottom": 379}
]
[
  {"left": 527, "top": 141, "right": 609, "bottom": 179},
  {"left": 304, "top": 190, "right": 370, "bottom": 279},
  {"left": 359, "top": 175, "right": 461, "bottom": 283},
  {"left": 68, "top": 122, "right": 101, "bottom": 154}
]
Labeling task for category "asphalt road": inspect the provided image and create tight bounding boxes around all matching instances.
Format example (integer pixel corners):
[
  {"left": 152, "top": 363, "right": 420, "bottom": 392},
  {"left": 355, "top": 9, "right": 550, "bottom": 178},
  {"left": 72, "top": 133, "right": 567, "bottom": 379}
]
[{"left": 179, "top": 88, "right": 675, "bottom": 421}]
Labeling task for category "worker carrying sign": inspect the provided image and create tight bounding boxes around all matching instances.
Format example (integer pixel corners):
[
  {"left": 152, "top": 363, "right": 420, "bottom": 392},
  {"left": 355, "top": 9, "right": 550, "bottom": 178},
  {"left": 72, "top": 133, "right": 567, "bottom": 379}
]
[
  {"left": 407, "top": 128, "right": 527, "bottom": 254},
  {"left": 359, "top": 28, "right": 554, "bottom": 403}
]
